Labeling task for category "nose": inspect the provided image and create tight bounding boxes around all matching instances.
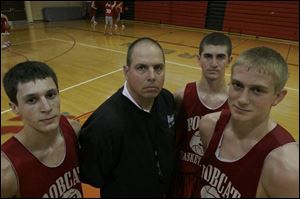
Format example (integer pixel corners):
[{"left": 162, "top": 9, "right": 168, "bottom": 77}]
[
  {"left": 40, "top": 97, "right": 52, "bottom": 112},
  {"left": 237, "top": 89, "right": 250, "bottom": 105},
  {"left": 211, "top": 57, "right": 218, "bottom": 67},
  {"left": 148, "top": 67, "right": 156, "bottom": 82}
]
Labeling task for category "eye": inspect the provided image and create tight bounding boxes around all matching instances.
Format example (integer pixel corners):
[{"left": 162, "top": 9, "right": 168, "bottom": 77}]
[
  {"left": 231, "top": 81, "right": 243, "bottom": 90},
  {"left": 136, "top": 64, "right": 147, "bottom": 71},
  {"left": 154, "top": 65, "right": 164, "bottom": 73},
  {"left": 251, "top": 87, "right": 264, "bottom": 95},
  {"left": 217, "top": 54, "right": 226, "bottom": 60},
  {"left": 46, "top": 90, "right": 58, "bottom": 99},
  {"left": 26, "top": 97, "right": 37, "bottom": 104},
  {"left": 203, "top": 54, "right": 212, "bottom": 59}
]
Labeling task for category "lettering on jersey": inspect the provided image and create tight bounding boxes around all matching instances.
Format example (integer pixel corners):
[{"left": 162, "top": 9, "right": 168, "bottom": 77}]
[
  {"left": 187, "top": 116, "right": 204, "bottom": 156},
  {"left": 42, "top": 167, "right": 82, "bottom": 198},
  {"left": 200, "top": 164, "right": 241, "bottom": 198},
  {"left": 179, "top": 151, "right": 202, "bottom": 166},
  {"left": 187, "top": 116, "right": 200, "bottom": 132},
  {"left": 179, "top": 116, "right": 205, "bottom": 165}
]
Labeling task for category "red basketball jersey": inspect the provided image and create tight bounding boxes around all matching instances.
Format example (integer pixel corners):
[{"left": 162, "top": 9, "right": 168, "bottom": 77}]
[
  {"left": 105, "top": 3, "right": 113, "bottom": 16},
  {"left": 1, "top": 115, "right": 83, "bottom": 198},
  {"left": 171, "top": 82, "right": 228, "bottom": 197},
  {"left": 192, "top": 109, "right": 295, "bottom": 198}
]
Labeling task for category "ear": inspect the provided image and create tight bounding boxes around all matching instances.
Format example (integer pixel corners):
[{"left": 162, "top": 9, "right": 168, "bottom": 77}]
[
  {"left": 9, "top": 101, "right": 20, "bottom": 115},
  {"left": 228, "top": 55, "right": 233, "bottom": 64},
  {"left": 123, "top": 65, "right": 129, "bottom": 80},
  {"left": 196, "top": 54, "right": 201, "bottom": 65},
  {"left": 272, "top": 89, "right": 287, "bottom": 106},
  {"left": 123, "top": 65, "right": 129, "bottom": 73}
]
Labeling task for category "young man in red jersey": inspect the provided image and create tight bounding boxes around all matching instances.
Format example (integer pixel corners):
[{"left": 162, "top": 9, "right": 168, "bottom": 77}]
[{"left": 1, "top": 61, "right": 83, "bottom": 198}]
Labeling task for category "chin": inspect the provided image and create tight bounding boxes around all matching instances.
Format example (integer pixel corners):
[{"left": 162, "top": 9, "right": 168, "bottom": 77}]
[
  {"left": 42, "top": 120, "right": 60, "bottom": 132},
  {"left": 207, "top": 74, "right": 220, "bottom": 80},
  {"left": 46, "top": 124, "right": 60, "bottom": 132},
  {"left": 231, "top": 111, "right": 252, "bottom": 122},
  {"left": 144, "top": 92, "right": 160, "bottom": 98}
]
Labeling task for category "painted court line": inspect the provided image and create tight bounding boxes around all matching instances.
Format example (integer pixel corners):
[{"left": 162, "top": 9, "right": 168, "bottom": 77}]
[
  {"left": 12, "top": 38, "right": 51, "bottom": 46},
  {"left": 1, "top": 37, "right": 298, "bottom": 115},
  {"left": 1, "top": 68, "right": 123, "bottom": 115},
  {"left": 59, "top": 68, "right": 123, "bottom": 92},
  {"left": 51, "top": 37, "right": 298, "bottom": 92}
]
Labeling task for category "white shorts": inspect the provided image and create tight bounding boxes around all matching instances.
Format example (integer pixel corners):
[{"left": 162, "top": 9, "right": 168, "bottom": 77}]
[{"left": 105, "top": 16, "right": 113, "bottom": 26}]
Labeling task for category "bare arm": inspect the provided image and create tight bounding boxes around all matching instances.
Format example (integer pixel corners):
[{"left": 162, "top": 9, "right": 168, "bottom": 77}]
[
  {"left": 116, "top": 1, "right": 123, "bottom": 9},
  {"left": 112, "top": 1, "right": 117, "bottom": 9},
  {"left": 91, "top": 1, "right": 97, "bottom": 9},
  {"left": 1, "top": 13, "right": 8, "bottom": 21},
  {"left": 257, "top": 142, "right": 299, "bottom": 197},
  {"left": 67, "top": 118, "right": 81, "bottom": 138},
  {"left": 1, "top": 152, "right": 18, "bottom": 198},
  {"left": 198, "top": 112, "right": 221, "bottom": 151},
  {"left": 173, "top": 87, "right": 185, "bottom": 119}
]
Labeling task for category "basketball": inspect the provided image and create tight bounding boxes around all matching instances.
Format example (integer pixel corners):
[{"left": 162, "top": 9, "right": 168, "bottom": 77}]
[
  {"left": 1, "top": 18, "right": 10, "bottom": 33},
  {"left": 201, "top": 185, "right": 220, "bottom": 198}
]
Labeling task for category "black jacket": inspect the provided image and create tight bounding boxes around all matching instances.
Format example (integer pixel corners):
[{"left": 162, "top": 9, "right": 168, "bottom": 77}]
[{"left": 79, "top": 87, "right": 175, "bottom": 197}]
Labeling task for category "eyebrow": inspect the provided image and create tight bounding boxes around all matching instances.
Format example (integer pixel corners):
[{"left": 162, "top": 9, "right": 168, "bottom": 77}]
[
  {"left": 154, "top": 63, "right": 165, "bottom": 67},
  {"left": 231, "top": 79, "right": 269, "bottom": 89},
  {"left": 203, "top": 53, "right": 226, "bottom": 56},
  {"left": 22, "top": 88, "right": 58, "bottom": 98}
]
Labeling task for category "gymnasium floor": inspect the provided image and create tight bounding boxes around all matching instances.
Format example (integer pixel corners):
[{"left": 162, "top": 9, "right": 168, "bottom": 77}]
[{"left": 1, "top": 19, "right": 299, "bottom": 197}]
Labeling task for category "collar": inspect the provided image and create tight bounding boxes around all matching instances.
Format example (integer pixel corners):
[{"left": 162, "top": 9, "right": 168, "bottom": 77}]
[{"left": 122, "top": 81, "right": 151, "bottom": 113}]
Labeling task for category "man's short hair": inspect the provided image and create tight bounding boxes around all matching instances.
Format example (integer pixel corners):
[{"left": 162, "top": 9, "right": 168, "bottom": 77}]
[
  {"left": 3, "top": 61, "right": 58, "bottom": 105},
  {"left": 126, "top": 37, "right": 165, "bottom": 66},
  {"left": 199, "top": 32, "right": 232, "bottom": 57},
  {"left": 231, "top": 46, "right": 289, "bottom": 92}
]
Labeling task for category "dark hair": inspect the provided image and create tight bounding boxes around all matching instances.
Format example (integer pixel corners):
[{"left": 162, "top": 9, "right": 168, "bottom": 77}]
[
  {"left": 199, "top": 32, "right": 232, "bottom": 57},
  {"left": 3, "top": 61, "right": 58, "bottom": 105},
  {"left": 126, "top": 37, "right": 165, "bottom": 66}
]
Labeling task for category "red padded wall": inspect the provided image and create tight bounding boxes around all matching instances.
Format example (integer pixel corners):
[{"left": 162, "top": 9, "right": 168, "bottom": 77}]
[
  {"left": 223, "top": 1, "right": 298, "bottom": 41},
  {"left": 135, "top": 1, "right": 208, "bottom": 28}
]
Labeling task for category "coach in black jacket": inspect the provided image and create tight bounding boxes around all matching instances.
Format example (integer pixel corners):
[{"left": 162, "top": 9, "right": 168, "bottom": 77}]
[{"left": 79, "top": 37, "right": 176, "bottom": 197}]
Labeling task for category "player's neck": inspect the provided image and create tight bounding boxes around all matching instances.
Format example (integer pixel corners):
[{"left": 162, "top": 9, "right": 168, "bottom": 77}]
[
  {"left": 229, "top": 117, "right": 275, "bottom": 140},
  {"left": 198, "top": 78, "right": 227, "bottom": 93},
  {"left": 16, "top": 126, "right": 62, "bottom": 151}
]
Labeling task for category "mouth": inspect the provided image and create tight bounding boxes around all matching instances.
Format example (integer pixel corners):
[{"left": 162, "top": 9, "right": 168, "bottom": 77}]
[
  {"left": 40, "top": 115, "right": 57, "bottom": 122},
  {"left": 232, "top": 105, "right": 251, "bottom": 113},
  {"left": 207, "top": 69, "right": 219, "bottom": 73},
  {"left": 143, "top": 86, "right": 159, "bottom": 91}
]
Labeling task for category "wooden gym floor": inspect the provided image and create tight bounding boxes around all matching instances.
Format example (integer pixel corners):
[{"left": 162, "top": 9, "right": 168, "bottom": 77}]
[{"left": 1, "top": 19, "right": 299, "bottom": 197}]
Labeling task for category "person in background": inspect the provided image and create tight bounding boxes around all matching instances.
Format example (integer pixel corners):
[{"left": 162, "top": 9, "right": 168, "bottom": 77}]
[
  {"left": 193, "top": 46, "right": 299, "bottom": 197},
  {"left": 1, "top": 61, "right": 83, "bottom": 198},
  {"left": 79, "top": 37, "right": 176, "bottom": 197},
  {"left": 114, "top": 1, "right": 126, "bottom": 31},
  {"left": 1, "top": 13, "right": 11, "bottom": 49},
  {"left": 104, "top": 1, "right": 116, "bottom": 35},
  {"left": 170, "top": 32, "right": 232, "bottom": 197},
  {"left": 90, "top": 1, "right": 99, "bottom": 24}
]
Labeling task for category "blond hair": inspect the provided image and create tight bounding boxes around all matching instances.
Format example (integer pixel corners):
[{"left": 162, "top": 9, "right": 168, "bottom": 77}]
[{"left": 231, "top": 47, "right": 289, "bottom": 92}]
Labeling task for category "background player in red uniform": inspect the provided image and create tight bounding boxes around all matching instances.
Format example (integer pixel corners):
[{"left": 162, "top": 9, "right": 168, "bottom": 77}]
[
  {"left": 114, "top": 1, "right": 126, "bottom": 31},
  {"left": 171, "top": 32, "right": 232, "bottom": 197},
  {"left": 90, "top": 1, "right": 99, "bottom": 24},
  {"left": 104, "top": 1, "right": 116, "bottom": 35},
  {"left": 1, "top": 13, "right": 11, "bottom": 49},
  {"left": 1, "top": 61, "right": 83, "bottom": 198}
]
